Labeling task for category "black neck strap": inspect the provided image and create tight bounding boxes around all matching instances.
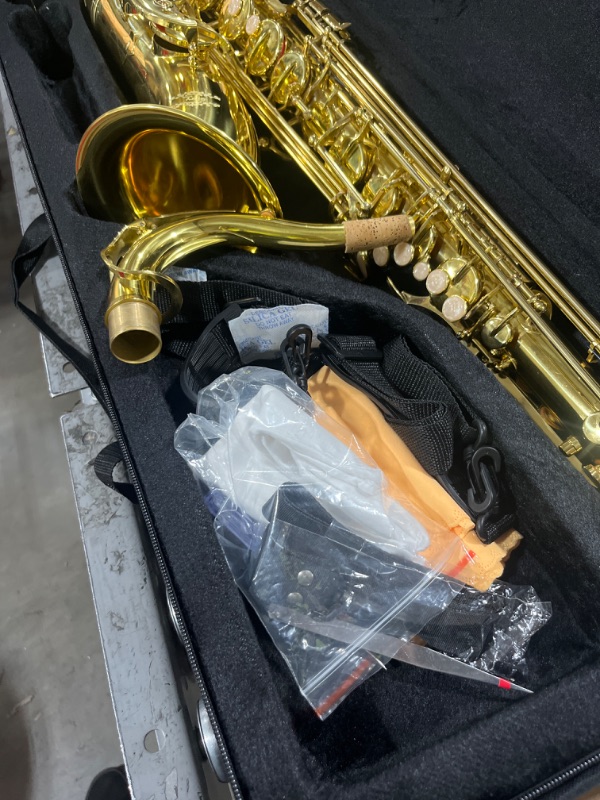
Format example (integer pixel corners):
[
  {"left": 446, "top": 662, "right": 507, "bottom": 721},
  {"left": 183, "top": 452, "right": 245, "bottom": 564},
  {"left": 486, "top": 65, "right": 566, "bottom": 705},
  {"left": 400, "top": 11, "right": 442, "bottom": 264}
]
[
  {"left": 318, "top": 333, "right": 515, "bottom": 543},
  {"left": 173, "top": 282, "right": 515, "bottom": 543},
  {"left": 171, "top": 281, "right": 306, "bottom": 402}
]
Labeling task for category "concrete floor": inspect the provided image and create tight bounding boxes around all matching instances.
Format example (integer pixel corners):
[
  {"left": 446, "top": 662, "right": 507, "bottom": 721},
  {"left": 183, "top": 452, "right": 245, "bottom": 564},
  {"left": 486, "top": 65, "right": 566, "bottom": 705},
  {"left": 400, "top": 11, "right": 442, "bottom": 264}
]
[{"left": 0, "top": 125, "right": 122, "bottom": 797}]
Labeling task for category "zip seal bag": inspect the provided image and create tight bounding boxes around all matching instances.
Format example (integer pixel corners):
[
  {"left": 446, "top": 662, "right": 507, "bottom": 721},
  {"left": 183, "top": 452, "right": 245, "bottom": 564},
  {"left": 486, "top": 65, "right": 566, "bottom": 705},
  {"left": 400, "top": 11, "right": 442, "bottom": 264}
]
[
  {"left": 175, "top": 367, "right": 468, "bottom": 716},
  {"left": 175, "top": 367, "right": 549, "bottom": 716}
]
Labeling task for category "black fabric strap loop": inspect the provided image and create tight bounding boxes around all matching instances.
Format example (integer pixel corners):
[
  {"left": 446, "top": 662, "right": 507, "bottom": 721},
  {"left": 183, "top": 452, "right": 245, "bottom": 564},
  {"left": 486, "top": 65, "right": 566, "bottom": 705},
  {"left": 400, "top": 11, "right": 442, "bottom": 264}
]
[
  {"left": 175, "top": 281, "right": 307, "bottom": 402},
  {"left": 11, "top": 213, "right": 104, "bottom": 403},
  {"left": 94, "top": 441, "right": 138, "bottom": 504},
  {"left": 179, "top": 303, "right": 246, "bottom": 403}
]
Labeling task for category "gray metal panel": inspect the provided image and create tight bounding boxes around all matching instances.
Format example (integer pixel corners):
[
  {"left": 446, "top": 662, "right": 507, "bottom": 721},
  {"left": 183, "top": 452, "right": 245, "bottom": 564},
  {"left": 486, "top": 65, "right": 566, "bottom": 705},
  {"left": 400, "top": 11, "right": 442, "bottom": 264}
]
[
  {"left": 32, "top": 254, "right": 91, "bottom": 396},
  {"left": 0, "top": 80, "right": 41, "bottom": 231},
  {"left": 61, "top": 400, "right": 208, "bottom": 800},
  {"left": 0, "top": 79, "right": 88, "bottom": 397}
]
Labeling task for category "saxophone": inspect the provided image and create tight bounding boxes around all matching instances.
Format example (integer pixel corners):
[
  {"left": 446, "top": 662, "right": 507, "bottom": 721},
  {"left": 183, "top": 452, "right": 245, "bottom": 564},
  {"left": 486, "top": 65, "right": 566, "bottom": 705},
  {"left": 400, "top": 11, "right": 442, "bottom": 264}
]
[{"left": 77, "top": 0, "right": 600, "bottom": 486}]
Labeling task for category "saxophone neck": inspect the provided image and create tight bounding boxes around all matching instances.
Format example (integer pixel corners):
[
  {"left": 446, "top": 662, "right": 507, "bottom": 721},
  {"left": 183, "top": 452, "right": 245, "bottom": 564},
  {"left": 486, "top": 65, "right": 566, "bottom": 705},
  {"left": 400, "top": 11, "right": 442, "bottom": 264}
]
[
  {"left": 102, "top": 211, "right": 417, "bottom": 364},
  {"left": 112, "top": 211, "right": 414, "bottom": 276}
]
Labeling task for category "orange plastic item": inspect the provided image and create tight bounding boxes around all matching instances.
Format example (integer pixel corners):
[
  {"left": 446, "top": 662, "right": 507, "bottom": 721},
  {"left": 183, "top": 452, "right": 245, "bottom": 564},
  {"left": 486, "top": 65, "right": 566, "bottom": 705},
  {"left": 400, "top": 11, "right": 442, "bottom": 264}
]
[{"left": 308, "top": 367, "right": 521, "bottom": 591}]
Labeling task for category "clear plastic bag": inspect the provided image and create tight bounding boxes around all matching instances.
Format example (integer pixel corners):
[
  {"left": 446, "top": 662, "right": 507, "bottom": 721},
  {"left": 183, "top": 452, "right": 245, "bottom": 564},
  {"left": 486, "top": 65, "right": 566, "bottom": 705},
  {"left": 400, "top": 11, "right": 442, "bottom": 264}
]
[
  {"left": 175, "top": 367, "right": 465, "bottom": 716},
  {"left": 175, "top": 367, "right": 550, "bottom": 715},
  {"left": 419, "top": 581, "right": 552, "bottom": 680},
  {"left": 174, "top": 367, "right": 459, "bottom": 556}
]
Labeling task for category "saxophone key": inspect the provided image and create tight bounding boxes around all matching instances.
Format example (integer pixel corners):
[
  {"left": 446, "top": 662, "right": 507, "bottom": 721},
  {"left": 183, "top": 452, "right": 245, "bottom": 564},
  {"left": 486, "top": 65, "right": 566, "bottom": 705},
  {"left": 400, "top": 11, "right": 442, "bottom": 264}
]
[
  {"left": 372, "top": 246, "right": 390, "bottom": 267},
  {"left": 392, "top": 242, "right": 414, "bottom": 266},
  {"left": 245, "top": 19, "right": 285, "bottom": 75},
  {"left": 246, "top": 12, "right": 261, "bottom": 34},
  {"left": 441, "top": 296, "right": 468, "bottom": 323},
  {"left": 412, "top": 261, "right": 431, "bottom": 281},
  {"left": 583, "top": 413, "right": 600, "bottom": 445},
  {"left": 425, "top": 268, "right": 449, "bottom": 296},
  {"left": 559, "top": 436, "right": 583, "bottom": 457},
  {"left": 481, "top": 311, "right": 518, "bottom": 349},
  {"left": 583, "top": 465, "right": 600, "bottom": 486},
  {"left": 269, "top": 51, "right": 309, "bottom": 105},
  {"left": 426, "top": 257, "right": 482, "bottom": 307},
  {"left": 219, "top": 0, "right": 253, "bottom": 40}
]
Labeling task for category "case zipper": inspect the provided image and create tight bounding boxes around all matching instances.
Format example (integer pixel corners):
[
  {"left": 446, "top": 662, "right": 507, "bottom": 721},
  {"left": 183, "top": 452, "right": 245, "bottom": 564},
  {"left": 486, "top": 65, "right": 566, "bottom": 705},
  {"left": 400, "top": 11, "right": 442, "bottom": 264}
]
[
  {"left": 1, "top": 80, "right": 244, "bottom": 800},
  {"left": 512, "top": 750, "right": 600, "bottom": 800}
]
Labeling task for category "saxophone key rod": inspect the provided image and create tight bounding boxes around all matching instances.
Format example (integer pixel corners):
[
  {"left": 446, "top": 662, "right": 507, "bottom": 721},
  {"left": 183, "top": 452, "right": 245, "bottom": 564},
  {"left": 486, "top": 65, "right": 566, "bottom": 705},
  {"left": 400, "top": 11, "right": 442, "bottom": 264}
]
[{"left": 305, "top": 1, "right": 600, "bottom": 348}]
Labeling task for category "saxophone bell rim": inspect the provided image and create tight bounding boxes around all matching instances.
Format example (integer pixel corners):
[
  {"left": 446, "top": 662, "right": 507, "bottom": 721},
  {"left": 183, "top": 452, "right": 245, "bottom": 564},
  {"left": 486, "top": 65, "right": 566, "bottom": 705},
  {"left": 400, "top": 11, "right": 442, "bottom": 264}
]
[{"left": 75, "top": 103, "right": 282, "bottom": 222}]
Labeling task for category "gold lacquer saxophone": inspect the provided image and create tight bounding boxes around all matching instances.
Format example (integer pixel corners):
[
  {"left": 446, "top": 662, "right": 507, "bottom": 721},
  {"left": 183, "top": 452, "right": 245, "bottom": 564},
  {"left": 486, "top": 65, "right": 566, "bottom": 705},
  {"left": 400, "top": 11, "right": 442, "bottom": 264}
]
[{"left": 77, "top": 0, "right": 600, "bottom": 487}]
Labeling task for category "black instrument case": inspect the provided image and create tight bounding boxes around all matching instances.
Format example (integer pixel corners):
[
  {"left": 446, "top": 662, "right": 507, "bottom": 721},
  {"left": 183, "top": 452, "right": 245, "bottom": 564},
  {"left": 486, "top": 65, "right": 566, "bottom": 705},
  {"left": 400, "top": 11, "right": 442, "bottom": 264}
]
[{"left": 2, "top": 1, "right": 600, "bottom": 797}]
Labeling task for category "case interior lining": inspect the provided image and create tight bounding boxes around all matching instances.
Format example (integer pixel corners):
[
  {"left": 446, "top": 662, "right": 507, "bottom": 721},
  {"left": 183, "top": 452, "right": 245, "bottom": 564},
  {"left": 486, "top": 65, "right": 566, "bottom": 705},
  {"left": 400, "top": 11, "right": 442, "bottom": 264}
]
[{"left": 1, "top": 0, "right": 599, "bottom": 797}]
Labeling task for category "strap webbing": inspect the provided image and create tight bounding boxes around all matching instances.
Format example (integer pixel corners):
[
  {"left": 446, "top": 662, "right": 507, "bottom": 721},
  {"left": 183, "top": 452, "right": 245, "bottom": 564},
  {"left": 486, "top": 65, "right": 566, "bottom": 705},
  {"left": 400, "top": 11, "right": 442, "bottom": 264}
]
[
  {"left": 319, "top": 333, "right": 515, "bottom": 542},
  {"left": 173, "top": 281, "right": 306, "bottom": 402},
  {"left": 11, "top": 213, "right": 105, "bottom": 405},
  {"left": 94, "top": 441, "right": 138, "bottom": 504},
  {"left": 319, "top": 333, "right": 475, "bottom": 476}
]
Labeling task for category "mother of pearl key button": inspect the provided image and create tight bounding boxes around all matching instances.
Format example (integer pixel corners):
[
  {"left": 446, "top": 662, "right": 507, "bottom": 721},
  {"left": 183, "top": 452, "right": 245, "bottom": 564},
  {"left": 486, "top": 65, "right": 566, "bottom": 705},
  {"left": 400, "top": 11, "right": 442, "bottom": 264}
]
[
  {"left": 442, "top": 295, "right": 468, "bottom": 322},
  {"left": 225, "top": 0, "right": 241, "bottom": 15},
  {"left": 425, "top": 268, "right": 450, "bottom": 295},
  {"left": 393, "top": 242, "right": 414, "bottom": 266},
  {"left": 412, "top": 261, "right": 431, "bottom": 281},
  {"left": 372, "top": 246, "right": 390, "bottom": 266},
  {"left": 246, "top": 13, "right": 261, "bottom": 34}
]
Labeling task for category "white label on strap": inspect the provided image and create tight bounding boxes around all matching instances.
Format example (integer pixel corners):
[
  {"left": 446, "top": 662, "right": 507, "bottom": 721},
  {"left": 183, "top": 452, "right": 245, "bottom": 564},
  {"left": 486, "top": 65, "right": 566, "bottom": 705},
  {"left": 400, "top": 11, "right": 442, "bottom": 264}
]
[
  {"left": 228, "top": 304, "right": 329, "bottom": 364},
  {"left": 164, "top": 267, "right": 207, "bottom": 282}
]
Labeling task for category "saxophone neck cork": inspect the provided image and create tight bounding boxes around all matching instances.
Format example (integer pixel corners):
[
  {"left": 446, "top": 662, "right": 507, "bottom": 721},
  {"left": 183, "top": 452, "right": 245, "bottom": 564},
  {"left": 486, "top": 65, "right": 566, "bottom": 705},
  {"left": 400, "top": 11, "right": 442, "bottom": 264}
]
[{"left": 343, "top": 215, "right": 415, "bottom": 253}]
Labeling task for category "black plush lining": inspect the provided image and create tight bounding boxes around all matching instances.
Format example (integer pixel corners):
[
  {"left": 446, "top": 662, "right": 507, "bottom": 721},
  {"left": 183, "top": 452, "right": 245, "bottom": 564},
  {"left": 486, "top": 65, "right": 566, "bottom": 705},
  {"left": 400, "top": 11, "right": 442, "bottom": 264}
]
[
  {"left": 7, "top": 1, "right": 109, "bottom": 142},
  {"left": 1, "top": 0, "right": 600, "bottom": 798}
]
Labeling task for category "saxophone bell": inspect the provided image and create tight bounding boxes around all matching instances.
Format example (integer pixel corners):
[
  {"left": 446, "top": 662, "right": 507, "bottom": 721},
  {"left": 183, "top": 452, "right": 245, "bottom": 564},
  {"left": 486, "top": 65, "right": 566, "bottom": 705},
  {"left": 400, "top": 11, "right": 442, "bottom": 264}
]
[{"left": 76, "top": 103, "right": 281, "bottom": 222}]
